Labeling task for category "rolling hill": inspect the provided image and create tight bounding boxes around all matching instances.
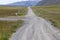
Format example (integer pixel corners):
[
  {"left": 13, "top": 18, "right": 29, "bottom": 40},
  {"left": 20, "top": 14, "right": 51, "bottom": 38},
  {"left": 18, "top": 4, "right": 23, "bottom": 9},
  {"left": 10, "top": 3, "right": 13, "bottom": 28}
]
[
  {"left": 6, "top": 1, "right": 39, "bottom": 6},
  {"left": 37, "top": 0, "right": 60, "bottom": 6}
]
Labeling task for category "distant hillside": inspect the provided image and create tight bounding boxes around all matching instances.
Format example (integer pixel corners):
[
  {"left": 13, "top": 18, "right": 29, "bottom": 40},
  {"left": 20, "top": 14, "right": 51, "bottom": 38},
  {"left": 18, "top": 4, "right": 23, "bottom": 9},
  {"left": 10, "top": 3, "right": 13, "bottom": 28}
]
[
  {"left": 6, "top": 1, "right": 39, "bottom": 6},
  {"left": 37, "top": 0, "right": 60, "bottom": 6}
]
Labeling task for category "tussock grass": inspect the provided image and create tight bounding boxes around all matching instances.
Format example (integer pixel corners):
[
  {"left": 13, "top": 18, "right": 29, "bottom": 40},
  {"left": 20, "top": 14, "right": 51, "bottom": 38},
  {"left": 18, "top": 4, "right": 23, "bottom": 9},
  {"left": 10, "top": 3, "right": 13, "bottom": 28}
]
[
  {"left": 0, "top": 20, "right": 23, "bottom": 40},
  {"left": 0, "top": 6, "right": 27, "bottom": 17}
]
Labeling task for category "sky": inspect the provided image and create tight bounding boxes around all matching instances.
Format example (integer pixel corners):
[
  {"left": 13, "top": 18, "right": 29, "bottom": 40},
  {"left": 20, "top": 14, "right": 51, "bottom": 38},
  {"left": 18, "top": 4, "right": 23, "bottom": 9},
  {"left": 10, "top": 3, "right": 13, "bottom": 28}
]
[{"left": 0, "top": 0, "right": 41, "bottom": 5}]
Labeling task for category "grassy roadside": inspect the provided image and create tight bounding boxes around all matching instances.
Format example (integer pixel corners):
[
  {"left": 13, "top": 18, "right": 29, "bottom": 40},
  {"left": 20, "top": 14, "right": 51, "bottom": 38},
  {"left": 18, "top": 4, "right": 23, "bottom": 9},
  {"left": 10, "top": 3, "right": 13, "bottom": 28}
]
[
  {"left": 0, "top": 20, "right": 23, "bottom": 40},
  {"left": 0, "top": 6, "right": 27, "bottom": 40},
  {"left": 0, "top": 6, "right": 27, "bottom": 17},
  {"left": 32, "top": 5, "right": 60, "bottom": 28}
]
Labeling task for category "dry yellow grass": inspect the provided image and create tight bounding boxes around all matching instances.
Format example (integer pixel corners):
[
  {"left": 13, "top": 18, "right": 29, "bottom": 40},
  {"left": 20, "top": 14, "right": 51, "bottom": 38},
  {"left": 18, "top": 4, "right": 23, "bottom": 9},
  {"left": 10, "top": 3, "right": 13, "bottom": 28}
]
[{"left": 0, "top": 20, "right": 23, "bottom": 40}]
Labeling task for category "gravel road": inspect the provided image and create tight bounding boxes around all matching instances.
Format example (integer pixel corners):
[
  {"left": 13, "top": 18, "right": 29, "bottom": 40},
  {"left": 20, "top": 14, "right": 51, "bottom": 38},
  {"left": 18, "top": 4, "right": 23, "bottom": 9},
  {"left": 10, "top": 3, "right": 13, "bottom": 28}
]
[{"left": 9, "top": 7, "right": 60, "bottom": 40}]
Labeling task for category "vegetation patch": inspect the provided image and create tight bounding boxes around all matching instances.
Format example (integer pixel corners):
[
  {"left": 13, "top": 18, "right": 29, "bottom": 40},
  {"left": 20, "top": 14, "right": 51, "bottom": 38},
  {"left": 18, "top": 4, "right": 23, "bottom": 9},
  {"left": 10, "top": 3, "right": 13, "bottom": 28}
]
[
  {"left": 0, "top": 6, "right": 27, "bottom": 17},
  {"left": 0, "top": 20, "right": 23, "bottom": 40}
]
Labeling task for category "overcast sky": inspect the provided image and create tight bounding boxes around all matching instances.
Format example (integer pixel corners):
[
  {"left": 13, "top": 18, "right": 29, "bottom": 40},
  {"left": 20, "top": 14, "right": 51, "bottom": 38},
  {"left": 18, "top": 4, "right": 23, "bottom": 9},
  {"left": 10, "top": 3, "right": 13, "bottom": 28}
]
[{"left": 0, "top": 0, "right": 41, "bottom": 5}]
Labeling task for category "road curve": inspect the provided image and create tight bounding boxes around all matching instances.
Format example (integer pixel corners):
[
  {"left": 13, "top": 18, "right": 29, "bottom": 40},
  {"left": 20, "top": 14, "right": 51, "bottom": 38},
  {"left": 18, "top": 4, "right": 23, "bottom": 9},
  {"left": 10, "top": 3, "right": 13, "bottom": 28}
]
[{"left": 9, "top": 7, "right": 60, "bottom": 40}]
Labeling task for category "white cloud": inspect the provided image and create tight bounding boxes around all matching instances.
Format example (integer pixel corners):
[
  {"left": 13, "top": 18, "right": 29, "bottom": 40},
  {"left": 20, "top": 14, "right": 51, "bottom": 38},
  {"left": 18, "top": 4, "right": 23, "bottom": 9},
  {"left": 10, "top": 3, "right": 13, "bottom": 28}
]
[
  {"left": 30, "top": 0, "right": 41, "bottom": 1},
  {"left": 0, "top": 0, "right": 41, "bottom": 5},
  {"left": 0, "top": 0, "right": 27, "bottom": 4}
]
